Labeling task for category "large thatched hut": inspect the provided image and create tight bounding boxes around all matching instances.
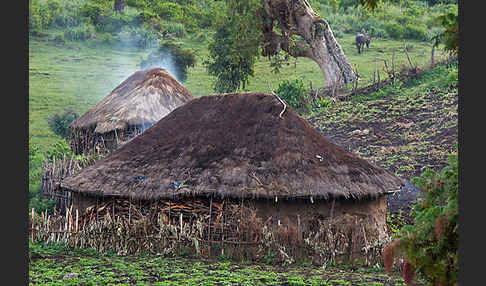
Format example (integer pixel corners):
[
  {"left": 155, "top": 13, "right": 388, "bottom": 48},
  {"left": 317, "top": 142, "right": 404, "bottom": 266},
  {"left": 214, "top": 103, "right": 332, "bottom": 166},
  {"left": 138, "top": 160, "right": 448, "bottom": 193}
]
[
  {"left": 69, "top": 68, "right": 193, "bottom": 154},
  {"left": 60, "top": 92, "right": 404, "bottom": 262}
]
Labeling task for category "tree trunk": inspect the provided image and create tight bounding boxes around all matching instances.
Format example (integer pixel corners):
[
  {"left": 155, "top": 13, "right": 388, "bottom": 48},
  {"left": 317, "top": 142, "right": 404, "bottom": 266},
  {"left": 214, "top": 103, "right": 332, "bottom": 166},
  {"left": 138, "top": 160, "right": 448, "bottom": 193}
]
[
  {"left": 261, "top": 0, "right": 355, "bottom": 87},
  {"left": 114, "top": 0, "right": 126, "bottom": 13}
]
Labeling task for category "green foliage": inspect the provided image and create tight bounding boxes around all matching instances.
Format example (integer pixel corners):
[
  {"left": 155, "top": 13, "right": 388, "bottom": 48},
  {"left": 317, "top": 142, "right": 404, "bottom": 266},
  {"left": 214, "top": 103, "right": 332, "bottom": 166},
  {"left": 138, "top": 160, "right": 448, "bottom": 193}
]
[
  {"left": 152, "top": 1, "right": 183, "bottom": 21},
  {"left": 44, "top": 139, "right": 73, "bottom": 162},
  {"left": 29, "top": 0, "right": 62, "bottom": 32},
  {"left": 432, "top": 10, "right": 458, "bottom": 55},
  {"left": 204, "top": 0, "right": 262, "bottom": 93},
  {"left": 160, "top": 20, "right": 186, "bottom": 38},
  {"left": 29, "top": 140, "right": 56, "bottom": 214},
  {"left": 46, "top": 107, "right": 79, "bottom": 139},
  {"left": 64, "top": 22, "right": 96, "bottom": 41},
  {"left": 117, "top": 24, "right": 159, "bottom": 48},
  {"left": 276, "top": 79, "right": 309, "bottom": 112},
  {"left": 386, "top": 153, "right": 458, "bottom": 285}
]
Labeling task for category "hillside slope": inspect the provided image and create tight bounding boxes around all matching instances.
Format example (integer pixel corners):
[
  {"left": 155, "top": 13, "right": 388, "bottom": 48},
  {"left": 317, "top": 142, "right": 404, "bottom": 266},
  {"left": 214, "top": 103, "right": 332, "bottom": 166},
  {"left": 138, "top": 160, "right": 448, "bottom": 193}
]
[{"left": 307, "top": 62, "right": 458, "bottom": 216}]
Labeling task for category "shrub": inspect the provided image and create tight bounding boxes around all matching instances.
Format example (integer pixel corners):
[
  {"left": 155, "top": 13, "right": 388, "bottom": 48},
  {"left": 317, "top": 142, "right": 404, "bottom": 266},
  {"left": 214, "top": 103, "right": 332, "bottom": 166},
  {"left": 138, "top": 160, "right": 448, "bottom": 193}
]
[
  {"left": 275, "top": 79, "right": 309, "bottom": 112},
  {"left": 44, "top": 139, "right": 73, "bottom": 161},
  {"left": 46, "top": 107, "right": 79, "bottom": 139},
  {"left": 29, "top": 141, "right": 56, "bottom": 214},
  {"left": 151, "top": 2, "right": 183, "bottom": 21},
  {"left": 160, "top": 20, "right": 186, "bottom": 38},
  {"left": 403, "top": 23, "right": 428, "bottom": 41},
  {"left": 382, "top": 153, "right": 458, "bottom": 286},
  {"left": 29, "top": 0, "right": 62, "bottom": 32},
  {"left": 63, "top": 22, "right": 96, "bottom": 41},
  {"left": 117, "top": 24, "right": 159, "bottom": 48},
  {"left": 384, "top": 20, "right": 405, "bottom": 39}
]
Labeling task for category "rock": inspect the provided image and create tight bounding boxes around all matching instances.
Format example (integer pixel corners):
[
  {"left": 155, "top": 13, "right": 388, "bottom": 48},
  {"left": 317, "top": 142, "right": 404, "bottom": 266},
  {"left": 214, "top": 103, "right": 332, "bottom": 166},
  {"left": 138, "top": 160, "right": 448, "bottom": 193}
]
[{"left": 63, "top": 273, "right": 79, "bottom": 280}]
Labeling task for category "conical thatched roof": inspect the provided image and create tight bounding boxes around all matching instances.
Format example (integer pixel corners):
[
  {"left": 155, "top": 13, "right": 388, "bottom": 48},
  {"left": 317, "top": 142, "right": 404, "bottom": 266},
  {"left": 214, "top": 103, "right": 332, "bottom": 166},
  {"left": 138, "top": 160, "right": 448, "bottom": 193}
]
[
  {"left": 61, "top": 93, "right": 404, "bottom": 201},
  {"left": 70, "top": 68, "right": 193, "bottom": 134}
]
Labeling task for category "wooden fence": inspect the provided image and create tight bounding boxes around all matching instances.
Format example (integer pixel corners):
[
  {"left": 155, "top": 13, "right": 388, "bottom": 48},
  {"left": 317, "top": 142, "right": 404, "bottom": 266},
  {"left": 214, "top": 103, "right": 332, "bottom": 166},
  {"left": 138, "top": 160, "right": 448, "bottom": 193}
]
[
  {"left": 41, "top": 153, "right": 103, "bottom": 212},
  {"left": 29, "top": 198, "right": 390, "bottom": 266}
]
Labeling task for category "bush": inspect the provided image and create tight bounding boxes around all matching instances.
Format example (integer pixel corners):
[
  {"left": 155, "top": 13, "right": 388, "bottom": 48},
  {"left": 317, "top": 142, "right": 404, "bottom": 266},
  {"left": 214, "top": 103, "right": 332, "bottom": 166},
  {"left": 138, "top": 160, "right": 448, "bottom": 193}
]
[
  {"left": 383, "top": 153, "right": 458, "bottom": 286},
  {"left": 63, "top": 22, "right": 96, "bottom": 41},
  {"left": 403, "top": 23, "right": 428, "bottom": 41},
  {"left": 384, "top": 20, "right": 405, "bottom": 39},
  {"left": 151, "top": 2, "right": 183, "bottom": 21},
  {"left": 160, "top": 20, "right": 186, "bottom": 38},
  {"left": 117, "top": 24, "right": 159, "bottom": 48},
  {"left": 275, "top": 79, "right": 309, "bottom": 112},
  {"left": 46, "top": 107, "right": 79, "bottom": 139},
  {"left": 28, "top": 141, "right": 56, "bottom": 214},
  {"left": 29, "top": 0, "right": 62, "bottom": 32}
]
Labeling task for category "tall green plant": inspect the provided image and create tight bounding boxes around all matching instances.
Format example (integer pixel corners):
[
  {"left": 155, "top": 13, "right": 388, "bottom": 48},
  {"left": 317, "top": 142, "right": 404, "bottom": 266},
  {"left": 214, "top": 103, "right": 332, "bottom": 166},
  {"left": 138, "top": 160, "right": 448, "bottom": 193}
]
[
  {"left": 46, "top": 107, "right": 79, "bottom": 139},
  {"left": 204, "top": 0, "right": 262, "bottom": 93},
  {"left": 275, "top": 79, "right": 309, "bottom": 112},
  {"left": 382, "top": 153, "right": 458, "bottom": 286}
]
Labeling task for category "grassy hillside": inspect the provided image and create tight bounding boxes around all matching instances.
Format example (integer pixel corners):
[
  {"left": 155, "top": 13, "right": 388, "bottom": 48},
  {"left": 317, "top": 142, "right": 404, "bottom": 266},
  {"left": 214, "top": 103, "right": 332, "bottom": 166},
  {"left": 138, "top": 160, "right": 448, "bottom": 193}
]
[{"left": 29, "top": 32, "right": 442, "bottom": 152}]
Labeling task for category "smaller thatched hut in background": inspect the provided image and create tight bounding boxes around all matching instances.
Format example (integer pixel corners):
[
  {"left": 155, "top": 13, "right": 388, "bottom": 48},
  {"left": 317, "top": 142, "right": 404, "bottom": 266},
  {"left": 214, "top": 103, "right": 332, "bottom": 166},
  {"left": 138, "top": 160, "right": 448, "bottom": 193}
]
[
  {"left": 69, "top": 68, "right": 193, "bottom": 154},
  {"left": 60, "top": 93, "right": 404, "bottom": 263}
]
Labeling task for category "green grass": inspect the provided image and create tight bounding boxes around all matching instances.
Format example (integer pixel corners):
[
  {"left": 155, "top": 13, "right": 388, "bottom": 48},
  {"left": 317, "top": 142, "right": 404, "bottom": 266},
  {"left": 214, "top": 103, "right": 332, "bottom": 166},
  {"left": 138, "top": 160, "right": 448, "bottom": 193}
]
[
  {"left": 29, "top": 242, "right": 414, "bottom": 285},
  {"left": 29, "top": 31, "right": 443, "bottom": 153}
]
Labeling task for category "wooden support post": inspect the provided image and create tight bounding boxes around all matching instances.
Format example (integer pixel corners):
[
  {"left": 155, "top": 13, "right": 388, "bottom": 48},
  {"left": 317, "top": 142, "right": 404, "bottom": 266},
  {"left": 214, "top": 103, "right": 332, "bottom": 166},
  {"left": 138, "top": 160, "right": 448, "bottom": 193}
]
[
  {"left": 75, "top": 209, "right": 79, "bottom": 233},
  {"left": 208, "top": 197, "right": 213, "bottom": 256},
  {"left": 330, "top": 198, "right": 336, "bottom": 218},
  {"left": 31, "top": 208, "right": 35, "bottom": 242},
  {"left": 374, "top": 56, "right": 377, "bottom": 85}
]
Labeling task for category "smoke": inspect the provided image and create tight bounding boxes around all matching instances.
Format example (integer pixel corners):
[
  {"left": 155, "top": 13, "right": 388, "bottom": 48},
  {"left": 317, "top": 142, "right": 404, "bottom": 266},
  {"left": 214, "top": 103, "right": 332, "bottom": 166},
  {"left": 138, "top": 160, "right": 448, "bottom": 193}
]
[{"left": 139, "top": 51, "right": 182, "bottom": 83}]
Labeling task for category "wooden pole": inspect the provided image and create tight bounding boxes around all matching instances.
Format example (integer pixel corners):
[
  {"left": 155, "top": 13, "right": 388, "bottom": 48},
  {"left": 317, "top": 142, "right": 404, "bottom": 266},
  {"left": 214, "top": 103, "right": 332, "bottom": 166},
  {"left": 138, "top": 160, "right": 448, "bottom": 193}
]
[
  {"left": 75, "top": 209, "right": 79, "bottom": 233},
  {"left": 31, "top": 208, "right": 35, "bottom": 242},
  {"left": 208, "top": 197, "right": 213, "bottom": 257},
  {"left": 374, "top": 56, "right": 377, "bottom": 85},
  {"left": 403, "top": 41, "right": 415, "bottom": 69}
]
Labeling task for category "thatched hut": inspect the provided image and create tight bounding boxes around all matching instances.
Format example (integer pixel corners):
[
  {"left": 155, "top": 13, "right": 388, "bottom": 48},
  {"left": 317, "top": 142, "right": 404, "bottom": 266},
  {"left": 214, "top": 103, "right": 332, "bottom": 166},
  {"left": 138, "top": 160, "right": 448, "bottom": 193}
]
[
  {"left": 69, "top": 68, "right": 193, "bottom": 154},
  {"left": 60, "top": 92, "right": 404, "bottom": 262}
]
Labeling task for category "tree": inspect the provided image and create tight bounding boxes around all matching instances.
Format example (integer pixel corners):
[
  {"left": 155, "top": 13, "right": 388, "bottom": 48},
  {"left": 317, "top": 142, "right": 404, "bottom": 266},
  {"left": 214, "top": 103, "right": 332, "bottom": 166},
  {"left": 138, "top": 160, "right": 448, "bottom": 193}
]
[
  {"left": 205, "top": 0, "right": 261, "bottom": 93},
  {"left": 114, "top": 0, "right": 125, "bottom": 13},
  {"left": 382, "top": 154, "right": 458, "bottom": 286},
  {"left": 359, "top": 0, "right": 458, "bottom": 55},
  {"left": 205, "top": 0, "right": 356, "bottom": 92}
]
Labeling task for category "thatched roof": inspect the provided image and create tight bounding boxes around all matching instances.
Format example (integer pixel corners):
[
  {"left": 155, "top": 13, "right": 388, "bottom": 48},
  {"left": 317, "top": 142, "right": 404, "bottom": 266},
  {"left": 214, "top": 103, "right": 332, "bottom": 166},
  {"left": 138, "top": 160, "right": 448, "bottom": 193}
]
[
  {"left": 70, "top": 68, "right": 193, "bottom": 134},
  {"left": 61, "top": 93, "right": 404, "bottom": 201}
]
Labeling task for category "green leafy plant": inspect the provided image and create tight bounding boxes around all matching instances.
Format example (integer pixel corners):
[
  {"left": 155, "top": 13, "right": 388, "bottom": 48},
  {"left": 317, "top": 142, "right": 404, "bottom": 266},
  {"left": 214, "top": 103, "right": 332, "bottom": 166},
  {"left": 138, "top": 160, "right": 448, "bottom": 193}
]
[
  {"left": 204, "top": 0, "right": 261, "bottom": 93},
  {"left": 275, "top": 78, "right": 309, "bottom": 113},
  {"left": 433, "top": 10, "right": 458, "bottom": 56},
  {"left": 46, "top": 107, "right": 79, "bottom": 139},
  {"left": 383, "top": 153, "right": 458, "bottom": 286}
]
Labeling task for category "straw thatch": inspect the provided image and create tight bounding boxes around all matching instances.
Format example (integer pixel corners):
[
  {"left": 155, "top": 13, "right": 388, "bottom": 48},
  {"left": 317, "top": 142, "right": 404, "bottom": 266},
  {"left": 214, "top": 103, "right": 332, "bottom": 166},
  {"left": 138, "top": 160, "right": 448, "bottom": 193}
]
[
  {"left": 61, "top": 92, "right": 404, "bottom": 201},
  {"left": 69, "top": 68, "right": 193, "bottom": 154}
]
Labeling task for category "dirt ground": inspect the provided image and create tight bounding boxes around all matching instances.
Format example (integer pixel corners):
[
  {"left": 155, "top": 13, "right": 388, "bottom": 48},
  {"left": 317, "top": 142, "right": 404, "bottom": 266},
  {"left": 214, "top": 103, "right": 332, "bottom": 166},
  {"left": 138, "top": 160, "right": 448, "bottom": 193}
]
[{"left": 307, "top": 82, "right": 458, "bottom": 220}]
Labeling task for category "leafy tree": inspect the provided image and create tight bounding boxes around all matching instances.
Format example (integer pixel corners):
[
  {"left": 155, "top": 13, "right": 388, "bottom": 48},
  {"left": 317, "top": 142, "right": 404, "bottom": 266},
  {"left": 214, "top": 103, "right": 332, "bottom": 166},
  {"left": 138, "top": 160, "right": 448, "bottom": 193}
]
[
  {"left": 382, "top": 153, "right": 458, "bottom": 286},
  {"left": 432, "top": 10, "right": 458, "bottom": 56},
  {"left": 204, "top": 0, "right": 261, "bottom": 93},
  {"left": 359, "top": 0, "right": 458, "bottom": 55},
  {"left": 205, "top": 0, "right": 356, "bottom": 92}
]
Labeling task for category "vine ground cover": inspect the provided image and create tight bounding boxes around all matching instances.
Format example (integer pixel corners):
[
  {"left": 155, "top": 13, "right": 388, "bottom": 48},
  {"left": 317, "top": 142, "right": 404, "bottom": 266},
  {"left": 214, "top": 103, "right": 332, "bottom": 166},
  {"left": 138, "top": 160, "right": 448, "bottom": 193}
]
[{"left": 29, "top": 245, "right": 419, "bottom": 285}]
